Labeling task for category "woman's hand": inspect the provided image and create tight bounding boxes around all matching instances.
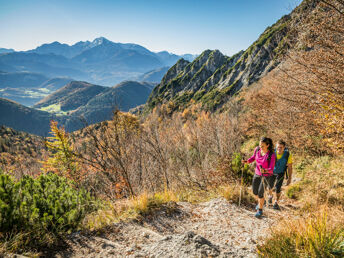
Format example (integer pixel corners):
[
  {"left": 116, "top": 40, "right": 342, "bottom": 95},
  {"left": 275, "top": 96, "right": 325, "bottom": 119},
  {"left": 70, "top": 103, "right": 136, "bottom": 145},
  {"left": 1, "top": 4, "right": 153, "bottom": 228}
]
[{"left": 241, "top": 159, "right": 248, "bottom": 164}]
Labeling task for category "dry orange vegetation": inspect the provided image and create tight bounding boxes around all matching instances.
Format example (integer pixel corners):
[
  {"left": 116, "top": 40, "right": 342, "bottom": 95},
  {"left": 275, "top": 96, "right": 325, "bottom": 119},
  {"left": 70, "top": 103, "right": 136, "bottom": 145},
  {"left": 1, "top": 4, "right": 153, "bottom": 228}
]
[
  {"left": 242, "top": 0, "right": 343, "bottom": 155},
  {"left": 0, "top": 126, "right": 47, "bottom": 177}
]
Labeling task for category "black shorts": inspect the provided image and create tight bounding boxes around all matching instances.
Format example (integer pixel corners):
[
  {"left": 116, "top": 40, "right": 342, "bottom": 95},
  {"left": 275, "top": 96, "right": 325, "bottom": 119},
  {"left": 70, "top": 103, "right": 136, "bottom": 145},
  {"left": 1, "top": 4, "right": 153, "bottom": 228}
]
[
  {"left": 273, "top": 173, "right": 285, "bottom": 193},
  {"left": 252, "top": 174, "right": 274, "bottom": 198}
]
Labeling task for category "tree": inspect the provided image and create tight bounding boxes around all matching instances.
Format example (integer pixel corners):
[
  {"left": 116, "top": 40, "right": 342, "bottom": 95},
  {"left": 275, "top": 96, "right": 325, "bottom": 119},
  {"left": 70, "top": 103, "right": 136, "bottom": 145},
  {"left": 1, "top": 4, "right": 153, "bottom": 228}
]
[{"left": 42, "top": 121, "right": 80, "bottom": 181}]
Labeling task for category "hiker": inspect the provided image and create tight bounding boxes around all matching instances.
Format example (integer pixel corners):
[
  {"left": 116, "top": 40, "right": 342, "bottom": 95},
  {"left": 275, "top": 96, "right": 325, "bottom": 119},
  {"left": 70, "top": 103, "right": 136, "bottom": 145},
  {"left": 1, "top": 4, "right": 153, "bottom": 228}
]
[
  {"left": 268, "top": 140, "right": 293, "bottom": 210},
  {"left": 242, "top": 137, "right": 276, "bottom": 218}
]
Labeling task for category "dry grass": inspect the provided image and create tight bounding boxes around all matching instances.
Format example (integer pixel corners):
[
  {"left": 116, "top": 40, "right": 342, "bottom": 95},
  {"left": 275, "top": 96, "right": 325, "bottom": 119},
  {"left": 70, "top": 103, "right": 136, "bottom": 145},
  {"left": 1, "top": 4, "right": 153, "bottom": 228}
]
[
  {"left": 287, "top": 155, "right": 344, "bottom": 211},
  {"left": 83, "top": 190, "right": 180, "bottom": 230},
  {"left": 259, "top": 155, "right": 344, "bottom": 257},
  {"left": 83, "top": 183, "right": 256, "bottom": 231},
  {"left": 220, "top": 184, "right": 255, "bottom": 206},
  {"left": 257, "top": 209, "right": 344, "bottom": 257}
]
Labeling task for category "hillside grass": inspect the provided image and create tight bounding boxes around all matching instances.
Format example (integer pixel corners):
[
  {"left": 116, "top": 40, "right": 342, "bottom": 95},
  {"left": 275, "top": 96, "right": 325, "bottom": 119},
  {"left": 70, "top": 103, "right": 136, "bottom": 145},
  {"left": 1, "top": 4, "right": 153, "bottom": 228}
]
[
  {"left": 38, "top": 103, "right": 68, "bottom": 116},
  {"left": 84, "top": 190, "right": 180, "bottom": 231},
  {"left": 286, "top": 155, "right": 344, "bottom": 211},
  {"left": 257, "top": 209, "right": 344, "bottom": 257},
  {"left": 258, "top": 154, "right": 344, "bottom": 257}
]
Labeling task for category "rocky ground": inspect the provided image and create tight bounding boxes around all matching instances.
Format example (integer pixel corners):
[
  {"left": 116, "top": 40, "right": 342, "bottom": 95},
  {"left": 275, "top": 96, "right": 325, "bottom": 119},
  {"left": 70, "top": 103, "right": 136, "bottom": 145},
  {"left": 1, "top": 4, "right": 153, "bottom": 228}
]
[{"left": 37, "top": 197, "right": 295, "bottom": 258}]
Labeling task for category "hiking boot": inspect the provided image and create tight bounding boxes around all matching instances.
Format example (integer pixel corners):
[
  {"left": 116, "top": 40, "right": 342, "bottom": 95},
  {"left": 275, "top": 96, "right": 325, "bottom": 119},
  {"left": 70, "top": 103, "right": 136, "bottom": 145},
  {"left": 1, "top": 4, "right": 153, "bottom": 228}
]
[
  {"left": 256, "top": 200, "right": 266, "bottom": 210},
  {"left": 255, "top": 210, "right": 263, "bottom": 218},
  {"left": 268, "top": 196, "right": 273, "bottom": 205},
  {"left": 273, "top": 202, "right": 280, "bottom": 210}
]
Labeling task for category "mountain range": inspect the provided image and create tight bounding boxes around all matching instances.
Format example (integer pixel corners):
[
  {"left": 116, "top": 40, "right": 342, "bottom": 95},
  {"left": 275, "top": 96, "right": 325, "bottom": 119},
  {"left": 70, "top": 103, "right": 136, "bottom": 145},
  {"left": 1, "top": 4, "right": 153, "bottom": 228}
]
[
  {"left": 0, "top": 37, "right": 196, "bottom": 107},
  {"left": 0, "top": 37, "right": 196, "bottom": 86}
]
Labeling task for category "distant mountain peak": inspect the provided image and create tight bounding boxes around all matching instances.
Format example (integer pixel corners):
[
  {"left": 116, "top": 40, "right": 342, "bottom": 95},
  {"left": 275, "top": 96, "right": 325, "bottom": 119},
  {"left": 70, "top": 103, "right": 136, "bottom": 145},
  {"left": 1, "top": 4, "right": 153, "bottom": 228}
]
[
  {"left": 157, "top": 50, "right": 171, "bottom": 55},
  {"left": 73, "top": 40, "right": 91, "bottom": 47},
  {"left": 91, "top": 37, "right": 112, "bottom": 46},
  {"left": 50, "top": 41, "right": 63, "bottom": 45}
]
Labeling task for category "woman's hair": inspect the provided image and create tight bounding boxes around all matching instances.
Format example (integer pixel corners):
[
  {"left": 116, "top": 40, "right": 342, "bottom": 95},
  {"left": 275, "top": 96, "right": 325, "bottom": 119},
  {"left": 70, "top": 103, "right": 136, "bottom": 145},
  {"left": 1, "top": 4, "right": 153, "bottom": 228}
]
[
  {"left": 277, "top": 139, "right": 286, "bottom": 146},
  {"left": 260, "top": 137, "right": 274, "bottom": 166},
  {"left": 260, "top": 137, "right": 274, "bottom": 153}
]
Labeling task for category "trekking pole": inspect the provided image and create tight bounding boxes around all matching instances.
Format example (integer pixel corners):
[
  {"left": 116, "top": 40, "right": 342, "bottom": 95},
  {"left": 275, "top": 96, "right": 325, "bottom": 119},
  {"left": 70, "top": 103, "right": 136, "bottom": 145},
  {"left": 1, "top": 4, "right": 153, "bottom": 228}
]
[{"left": 239, "top": 155, "right": 245, "bottom": 207}]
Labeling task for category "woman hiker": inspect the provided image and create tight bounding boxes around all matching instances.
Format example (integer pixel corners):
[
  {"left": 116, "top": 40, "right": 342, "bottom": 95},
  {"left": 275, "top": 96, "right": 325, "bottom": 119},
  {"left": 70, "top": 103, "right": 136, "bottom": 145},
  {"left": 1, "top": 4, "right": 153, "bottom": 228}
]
[{"left": 242, "top": 137, "right": 276, "bottom": 218}]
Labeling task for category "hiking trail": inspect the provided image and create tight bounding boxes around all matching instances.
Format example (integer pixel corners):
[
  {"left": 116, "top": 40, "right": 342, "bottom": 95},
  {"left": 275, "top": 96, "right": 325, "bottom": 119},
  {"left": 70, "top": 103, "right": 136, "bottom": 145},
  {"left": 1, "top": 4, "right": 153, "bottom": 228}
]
[{"left": 46, "top": 197, "right": 296, "bottom": 257}]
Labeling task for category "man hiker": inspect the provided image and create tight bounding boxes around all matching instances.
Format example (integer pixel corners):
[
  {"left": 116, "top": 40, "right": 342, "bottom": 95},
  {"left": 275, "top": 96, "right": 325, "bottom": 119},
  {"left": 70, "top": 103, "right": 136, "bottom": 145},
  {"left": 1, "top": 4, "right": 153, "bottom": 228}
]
[{"left": 268, "top": 140, "right": 293, "bottom": 210}]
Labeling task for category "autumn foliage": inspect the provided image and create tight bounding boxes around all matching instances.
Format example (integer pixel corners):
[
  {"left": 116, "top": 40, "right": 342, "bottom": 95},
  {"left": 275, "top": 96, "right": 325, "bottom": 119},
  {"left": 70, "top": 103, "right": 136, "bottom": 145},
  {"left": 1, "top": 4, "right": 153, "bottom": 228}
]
[
  {"left": 67, "top": 106, "right": 247, "bottom": 199},
  {"left": 243, "top": 0, "right": 344, "bottom": 155}
]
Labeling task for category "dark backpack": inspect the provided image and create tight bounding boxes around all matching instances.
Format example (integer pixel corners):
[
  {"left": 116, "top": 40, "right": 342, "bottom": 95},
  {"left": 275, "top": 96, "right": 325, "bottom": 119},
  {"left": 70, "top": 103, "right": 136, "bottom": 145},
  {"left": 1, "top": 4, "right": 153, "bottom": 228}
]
[{"left": 275, "top": 148, "right": 290, "bottom": 177}]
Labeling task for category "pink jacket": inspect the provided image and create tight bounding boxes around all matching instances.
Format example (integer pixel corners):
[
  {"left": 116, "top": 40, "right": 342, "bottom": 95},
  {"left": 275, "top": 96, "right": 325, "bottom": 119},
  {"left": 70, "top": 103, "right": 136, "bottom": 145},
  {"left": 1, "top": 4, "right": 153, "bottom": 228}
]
[{"left": 247, "top": 147, "right": 276, "bottom": 176}]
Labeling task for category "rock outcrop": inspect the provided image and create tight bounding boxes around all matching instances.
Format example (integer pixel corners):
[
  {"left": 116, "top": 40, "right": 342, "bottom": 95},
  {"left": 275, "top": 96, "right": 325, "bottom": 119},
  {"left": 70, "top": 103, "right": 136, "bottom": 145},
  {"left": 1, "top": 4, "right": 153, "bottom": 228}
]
[{"left": 145, "top": 0, "right": 320, "bottom": 112}]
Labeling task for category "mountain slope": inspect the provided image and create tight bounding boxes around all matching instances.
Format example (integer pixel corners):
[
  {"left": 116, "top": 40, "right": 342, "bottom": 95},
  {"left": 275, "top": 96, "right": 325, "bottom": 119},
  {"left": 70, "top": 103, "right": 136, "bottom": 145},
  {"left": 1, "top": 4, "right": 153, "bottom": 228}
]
[
  {"left": 146, "top": 50, "right": 242, "bottom": 111},
  {"left": 0, "top": 52, "right": 85, "bottom": 79},
  {"left": 135, "top": 66, "right": 170, "bottom": 83},
  {"left": 0, "top": 125, "right": 44, "bottom": 157},
  {"left": 34, "top": 81, "right": 106, "bottom": 112},
  {"left": 0, "top": 71, "right": 49, "bottom": 88},
  {"left": 0, "top": 48, "right": 15, "bottom": 54},
  {"left": 0, "top": 80, "right": 155, "bottom": 135},
  {"left": 68, "top": 81, "right": 154, "bottom": 128},
  {"left": 0, "top": 79, "right": 153, "bottom": 135},
  {"left": 38, "top": 77, "right": 73, "bottom": 91},
  {"left": 0, "top": 98, "right": 56, "bottom": 136},
  {"left": 145, "top": 0, "right": 319, "bottom": 112},
  {"left": 0, "top": 75, "right": 73, "bottom": 107}
]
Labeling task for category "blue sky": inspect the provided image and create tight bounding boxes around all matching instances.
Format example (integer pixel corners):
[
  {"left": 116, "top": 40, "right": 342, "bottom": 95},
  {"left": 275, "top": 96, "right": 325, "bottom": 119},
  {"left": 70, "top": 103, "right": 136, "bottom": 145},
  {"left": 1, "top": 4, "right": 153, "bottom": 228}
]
[{"left": 0, "top": 0, "right": 302, "bottom": 55}]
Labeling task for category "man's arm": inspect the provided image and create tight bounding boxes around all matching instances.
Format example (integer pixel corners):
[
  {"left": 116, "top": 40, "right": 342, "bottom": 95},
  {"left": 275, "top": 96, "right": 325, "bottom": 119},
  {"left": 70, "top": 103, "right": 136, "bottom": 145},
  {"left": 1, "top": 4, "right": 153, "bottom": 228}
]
[{"left": 286, "top": 163, "right": 293, "bottom": 185}]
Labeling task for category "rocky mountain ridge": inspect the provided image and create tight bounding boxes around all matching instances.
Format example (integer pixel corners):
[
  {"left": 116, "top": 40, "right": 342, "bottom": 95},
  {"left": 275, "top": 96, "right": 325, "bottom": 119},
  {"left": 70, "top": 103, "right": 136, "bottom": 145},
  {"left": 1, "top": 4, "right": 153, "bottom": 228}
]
[{"left": 145, "top": 0, "right": 320, "bottom": 112}]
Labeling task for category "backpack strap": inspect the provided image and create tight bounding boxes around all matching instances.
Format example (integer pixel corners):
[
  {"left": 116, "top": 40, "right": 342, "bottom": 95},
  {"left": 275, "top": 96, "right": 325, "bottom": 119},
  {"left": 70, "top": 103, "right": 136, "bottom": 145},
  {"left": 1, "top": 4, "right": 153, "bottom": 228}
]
[
  {"left": 284, "top": 149, "right": 290, "bottom": 175},
  {"left": 267, "top": 151, "right": 272, "bottom": 167},
  {"left": 285, "top": 149, "right": 290, "bottom": 161}
]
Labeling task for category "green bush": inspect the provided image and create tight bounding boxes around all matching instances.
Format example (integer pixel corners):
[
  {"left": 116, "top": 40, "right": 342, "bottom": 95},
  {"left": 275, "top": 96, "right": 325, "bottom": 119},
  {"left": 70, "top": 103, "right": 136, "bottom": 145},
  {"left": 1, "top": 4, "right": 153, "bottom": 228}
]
[
  {"left": 231, "top": 152, "right": 253, "bottom": 185},
  {"left": 0, "top": 173, "right": 97, "bottom": 247},
  {"left": 286, "top": 184, "right": 302, "bottom": 199}
]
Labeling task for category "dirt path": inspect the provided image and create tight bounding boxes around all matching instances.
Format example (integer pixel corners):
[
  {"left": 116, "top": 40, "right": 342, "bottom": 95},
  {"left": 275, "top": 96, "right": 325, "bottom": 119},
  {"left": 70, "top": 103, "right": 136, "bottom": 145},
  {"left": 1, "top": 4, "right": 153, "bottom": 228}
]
[{"left": 44, "top": 197, "right": 294, "bottom": 257}]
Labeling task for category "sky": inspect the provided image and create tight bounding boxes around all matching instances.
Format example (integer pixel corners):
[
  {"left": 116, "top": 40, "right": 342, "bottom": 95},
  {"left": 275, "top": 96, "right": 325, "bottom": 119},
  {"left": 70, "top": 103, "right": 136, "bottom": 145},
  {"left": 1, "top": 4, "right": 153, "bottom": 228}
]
[{"left": 0, "top": 0, "right": 303, "bottom": 56}]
